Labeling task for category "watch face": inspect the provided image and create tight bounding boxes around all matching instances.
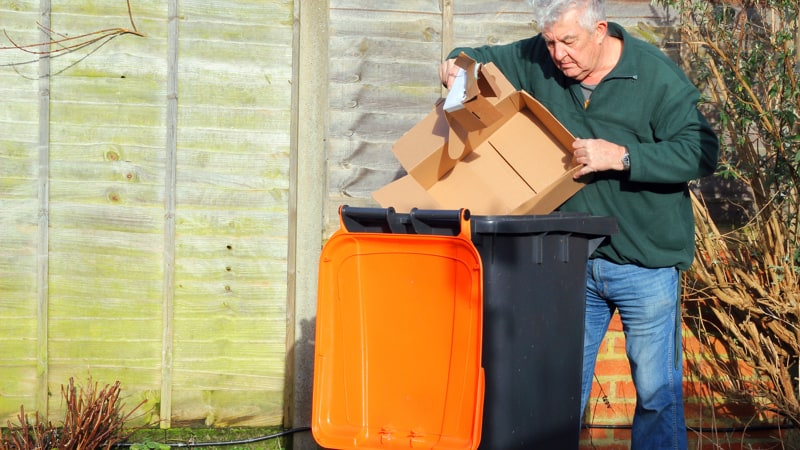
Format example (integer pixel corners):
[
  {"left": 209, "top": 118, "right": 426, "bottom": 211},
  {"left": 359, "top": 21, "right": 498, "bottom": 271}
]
[{"left": 622, "top": 152, "right": 630, "bottom": 170}]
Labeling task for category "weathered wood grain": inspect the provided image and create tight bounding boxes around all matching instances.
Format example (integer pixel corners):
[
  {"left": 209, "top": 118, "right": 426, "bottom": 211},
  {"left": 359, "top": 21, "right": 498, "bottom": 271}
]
[
  {"left": 327, "top": 3, "right": 445, "bottom": 233},
  {"left": 0, "top": 0, "right": 293, "bottom": 428},
  {"left": 0, "top": 0, "right": 47, "bottom": 422},
  {"left": 169, "top": 0, "right": 292, "bottom": 428}
]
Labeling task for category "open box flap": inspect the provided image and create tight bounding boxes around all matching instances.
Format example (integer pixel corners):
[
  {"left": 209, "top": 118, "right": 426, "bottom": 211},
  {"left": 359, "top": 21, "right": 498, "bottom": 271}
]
[{"left": 445, "top": 55, "right": 517, "bottom": 160}]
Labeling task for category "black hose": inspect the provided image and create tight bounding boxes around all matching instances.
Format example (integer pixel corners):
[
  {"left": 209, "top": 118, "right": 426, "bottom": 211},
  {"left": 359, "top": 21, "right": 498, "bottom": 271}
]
[{"left": 113, "top": 426, "right": 311, "bottom": 448}]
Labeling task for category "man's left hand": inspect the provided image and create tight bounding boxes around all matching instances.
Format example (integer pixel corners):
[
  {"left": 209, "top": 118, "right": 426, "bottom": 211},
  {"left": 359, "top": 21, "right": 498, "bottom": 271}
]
[{"left": 572, "top": 138, "right": 628, "bottom": 178}]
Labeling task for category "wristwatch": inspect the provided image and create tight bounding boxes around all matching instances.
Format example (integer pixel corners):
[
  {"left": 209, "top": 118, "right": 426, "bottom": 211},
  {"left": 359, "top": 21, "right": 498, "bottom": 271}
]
[{"left": 621, "top": 149, "right": 631, "bottom": 171}]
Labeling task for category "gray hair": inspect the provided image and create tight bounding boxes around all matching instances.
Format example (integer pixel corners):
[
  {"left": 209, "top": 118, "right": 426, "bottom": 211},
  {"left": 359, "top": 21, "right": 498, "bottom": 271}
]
[{"left": 528, "top": 0, "right": 605, "bottom": 31}]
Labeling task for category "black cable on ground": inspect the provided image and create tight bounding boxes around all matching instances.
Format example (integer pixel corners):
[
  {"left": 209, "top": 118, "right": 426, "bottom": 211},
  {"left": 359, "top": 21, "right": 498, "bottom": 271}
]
[
  {"left": 113, "top": 426, "right": 311, "bottom": 448},
  {"left": 111, "top": 421, "right": 798, "bottom": 447}
]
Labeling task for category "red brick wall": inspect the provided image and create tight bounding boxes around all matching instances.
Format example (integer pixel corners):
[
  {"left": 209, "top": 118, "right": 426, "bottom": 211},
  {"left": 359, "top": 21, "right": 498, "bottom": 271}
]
[{"left": 578, "top": 314, "right": 791, "bottom": 449}]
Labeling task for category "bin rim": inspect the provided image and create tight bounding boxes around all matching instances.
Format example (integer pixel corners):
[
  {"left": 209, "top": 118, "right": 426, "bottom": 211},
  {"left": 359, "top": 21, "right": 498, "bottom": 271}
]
[{"left": 470, "top": 212, "right": 617, "bottom": 237}]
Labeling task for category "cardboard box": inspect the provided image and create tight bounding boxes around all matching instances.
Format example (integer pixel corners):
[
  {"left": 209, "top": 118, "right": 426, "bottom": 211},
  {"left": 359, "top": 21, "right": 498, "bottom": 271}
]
[{"left": 373, "top": 54, "right": 588, "bottom": 215}]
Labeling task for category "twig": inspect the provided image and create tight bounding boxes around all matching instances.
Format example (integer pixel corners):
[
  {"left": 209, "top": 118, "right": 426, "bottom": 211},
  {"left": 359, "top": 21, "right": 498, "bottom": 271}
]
[{"left": 0, "top": 0, "right": 145, "bottom": 70}]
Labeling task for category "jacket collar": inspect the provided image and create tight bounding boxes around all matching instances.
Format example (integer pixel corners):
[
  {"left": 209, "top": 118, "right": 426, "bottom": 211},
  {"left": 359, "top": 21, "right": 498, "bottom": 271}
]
[{"left": 605, "top": 22, "right": 639, "bottom": 81}]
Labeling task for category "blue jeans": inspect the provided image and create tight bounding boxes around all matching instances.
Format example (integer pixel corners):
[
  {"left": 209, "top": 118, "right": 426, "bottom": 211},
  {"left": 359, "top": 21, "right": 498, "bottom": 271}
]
[{"left": 580, "top": 258, "right": 687, "bottom": 450}]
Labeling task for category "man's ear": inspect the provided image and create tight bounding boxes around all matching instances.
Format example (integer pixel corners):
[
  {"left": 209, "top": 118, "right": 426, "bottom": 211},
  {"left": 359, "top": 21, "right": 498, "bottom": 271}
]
[{"left": 594, "top": 20, "right": 608, "bottom": 41}]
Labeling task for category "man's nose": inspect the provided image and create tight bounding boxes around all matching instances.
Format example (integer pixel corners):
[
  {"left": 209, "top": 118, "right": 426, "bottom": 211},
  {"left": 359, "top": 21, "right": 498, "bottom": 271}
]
[{"left": 552, "top": 42, "right": 567, "bottom": 61}]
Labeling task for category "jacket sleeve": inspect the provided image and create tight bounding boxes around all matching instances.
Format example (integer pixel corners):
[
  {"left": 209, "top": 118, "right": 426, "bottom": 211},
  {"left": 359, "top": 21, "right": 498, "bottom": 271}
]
[{"left": 628, "top": 82, "right": 719, "bottom": 184}]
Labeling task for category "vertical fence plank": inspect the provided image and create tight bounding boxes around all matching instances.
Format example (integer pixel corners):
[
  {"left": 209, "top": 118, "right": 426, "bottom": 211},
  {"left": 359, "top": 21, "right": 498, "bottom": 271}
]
[
  {"left": 442, "top": 0, "right": 454, "bottom": 56},
  {"left": 286, "top": 0, "right": 328, "bottom": 443},
  {"left": 0, "top": 0, "right": 47, "bottom": 423},
  {"left": 168, "top": 0, "right": 292, "bottom": 426},
  {"left": 160, "top": 0, "right": 180, "bottom": 430},
  {"left": 36, "top": 0, "right": 51, "bottom": 419},
  {"left": 441, "top": 0, "right": 454, "bottom": 96}
]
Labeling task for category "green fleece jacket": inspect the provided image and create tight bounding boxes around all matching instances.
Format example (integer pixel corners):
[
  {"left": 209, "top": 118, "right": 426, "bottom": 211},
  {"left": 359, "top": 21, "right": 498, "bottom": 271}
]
[{"left": 449, "top": 22, "right": 719, "bottom": 270}]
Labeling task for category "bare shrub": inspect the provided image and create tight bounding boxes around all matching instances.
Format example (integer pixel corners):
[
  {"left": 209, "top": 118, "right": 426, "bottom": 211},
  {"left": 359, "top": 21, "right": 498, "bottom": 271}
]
[
  {"left": 657, "top": 0, "right": 800, "bottom": 429},
  {"left": 0, "top": 377, "right": 144, "bottom": 450}
]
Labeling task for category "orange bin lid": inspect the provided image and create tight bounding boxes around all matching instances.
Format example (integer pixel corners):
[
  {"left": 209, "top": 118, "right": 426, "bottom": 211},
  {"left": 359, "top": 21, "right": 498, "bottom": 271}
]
[{"left": 313, "top": 207, "right": 484, "bottom": 450}]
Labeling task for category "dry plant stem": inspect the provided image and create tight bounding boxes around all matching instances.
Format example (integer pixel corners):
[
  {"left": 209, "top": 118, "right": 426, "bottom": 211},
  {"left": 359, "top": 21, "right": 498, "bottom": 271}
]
[
  {"left": 687, "top": 191, "right": 800, "bottom": 429},
  {"left": 634, "top": 0, "right": 799, "bottom": 433},
  {"left": 126, "top": 0, "right": 139, "bottom": 33},
  {"left": 694, "top": 45, "right": 767, "bottom": 204},
  {"left": 2, "top": 27, "right": 144, "bottom": 54},
  {"left": 678, "top": 4, "right": 800, "bottom": 205},
  {"left": 0, "top": 0, "right": 144, "bottom": 54},
  {"left": 0, "top": 377, "right": 145, "bottom": 450}
]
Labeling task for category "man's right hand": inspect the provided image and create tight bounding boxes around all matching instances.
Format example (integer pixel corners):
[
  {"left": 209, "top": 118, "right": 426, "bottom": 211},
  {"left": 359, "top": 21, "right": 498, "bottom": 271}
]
[{"left": 439, "top": 58, "right": 459, "bottom": 88}]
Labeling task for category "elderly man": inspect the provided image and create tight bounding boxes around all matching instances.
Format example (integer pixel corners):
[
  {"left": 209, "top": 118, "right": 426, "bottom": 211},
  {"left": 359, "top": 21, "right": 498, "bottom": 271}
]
[{"left": 440, "top": 1, "right": 718, "bottom": 448}]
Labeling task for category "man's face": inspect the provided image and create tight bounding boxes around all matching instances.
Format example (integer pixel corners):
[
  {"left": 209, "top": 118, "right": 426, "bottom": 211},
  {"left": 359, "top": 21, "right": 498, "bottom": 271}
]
[{"left": 541, "top": 7, "right": 605, "bottom": 82}]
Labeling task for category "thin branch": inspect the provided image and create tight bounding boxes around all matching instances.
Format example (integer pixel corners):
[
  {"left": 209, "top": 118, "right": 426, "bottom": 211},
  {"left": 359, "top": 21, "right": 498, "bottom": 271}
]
[
  {"left": 0, "top": 1, "right": 145, "bottom": 71},
  {"left": 127, "top": 0, "right": 139, "bottom": 33},
  {"left": 2, "top": 26, "right": 143, "bottom": 54}
]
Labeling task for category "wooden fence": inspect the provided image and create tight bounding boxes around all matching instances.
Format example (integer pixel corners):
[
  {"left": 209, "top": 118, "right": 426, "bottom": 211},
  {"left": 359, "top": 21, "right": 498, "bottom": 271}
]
[
  {"left": 4, "top": 1, "right": 732, "bottom": 445},
  {"left": 1, "top": 0, "right": 293, "bottom": 428}
]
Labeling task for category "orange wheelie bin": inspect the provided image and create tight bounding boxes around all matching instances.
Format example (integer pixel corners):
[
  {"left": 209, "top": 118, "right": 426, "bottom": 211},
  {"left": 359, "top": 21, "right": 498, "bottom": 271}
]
[{"left": 312, "top": 206, "right": 485, "bottom": 450}]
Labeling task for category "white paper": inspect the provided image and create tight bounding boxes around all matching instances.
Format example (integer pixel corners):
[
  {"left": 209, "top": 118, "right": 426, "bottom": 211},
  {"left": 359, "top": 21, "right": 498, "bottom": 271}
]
[{"left": 443, "top": 68, "right": 467, "bottom": 113}]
